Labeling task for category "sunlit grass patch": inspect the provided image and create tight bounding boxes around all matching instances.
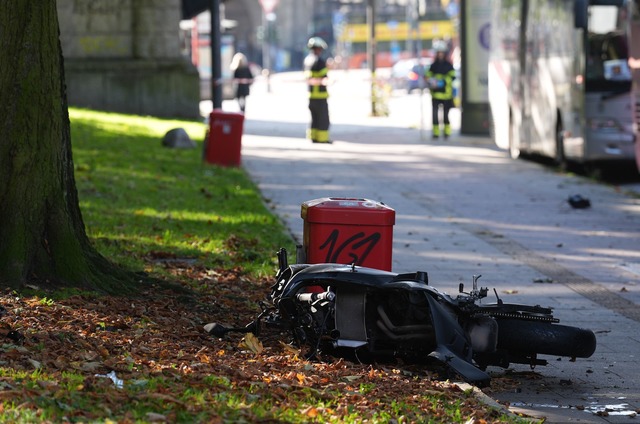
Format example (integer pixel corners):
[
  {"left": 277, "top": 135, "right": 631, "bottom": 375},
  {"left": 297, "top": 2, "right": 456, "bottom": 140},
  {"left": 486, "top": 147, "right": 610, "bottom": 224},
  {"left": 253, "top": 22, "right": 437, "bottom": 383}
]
[{"left": 69, "top": 107, "right": 295, "bottom": 279}]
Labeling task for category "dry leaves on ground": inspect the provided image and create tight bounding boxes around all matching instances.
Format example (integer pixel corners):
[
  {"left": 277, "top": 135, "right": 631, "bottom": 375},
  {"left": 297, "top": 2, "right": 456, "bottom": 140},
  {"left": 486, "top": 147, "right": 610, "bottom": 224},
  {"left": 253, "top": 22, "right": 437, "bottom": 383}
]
[{"left": 0, "top": 263, "right": 519, "bottom": 422}]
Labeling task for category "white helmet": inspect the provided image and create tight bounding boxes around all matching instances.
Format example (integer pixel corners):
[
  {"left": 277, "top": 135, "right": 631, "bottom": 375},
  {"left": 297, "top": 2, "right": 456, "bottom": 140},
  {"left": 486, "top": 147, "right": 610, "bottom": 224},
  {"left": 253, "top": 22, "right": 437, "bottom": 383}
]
[
  {"left": 433, "top": 40, "right": 448, "bottom": 53},
  {"left": 307, "top": 36, "right": 328, "bottom": 50}
]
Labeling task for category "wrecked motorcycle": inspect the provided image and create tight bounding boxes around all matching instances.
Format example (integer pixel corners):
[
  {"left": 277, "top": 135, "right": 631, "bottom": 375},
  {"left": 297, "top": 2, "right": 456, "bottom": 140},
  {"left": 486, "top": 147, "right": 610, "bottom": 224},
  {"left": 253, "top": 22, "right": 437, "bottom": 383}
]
[{"left": 206, "top": 248, "right": 596, "bottom": 387}]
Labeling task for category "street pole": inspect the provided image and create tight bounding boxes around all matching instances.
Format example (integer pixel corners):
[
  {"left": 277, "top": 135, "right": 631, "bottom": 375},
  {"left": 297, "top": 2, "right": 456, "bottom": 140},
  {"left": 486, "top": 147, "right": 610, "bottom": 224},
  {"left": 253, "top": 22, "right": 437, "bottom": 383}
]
[
  {"left": 259, "top": 0, "right": 279, "bottom": 94},
  {"left": 367, "top": 0, "right": 377, "bottom": 116},
  {"left": 263, "top": 12, "right": 272, "bottom": 93},
  {"left": 210, "top": 0, "right": 222, "bottom": 109},
  {"left": 414, "top": 0, "right": 425, "bottom": 140}
]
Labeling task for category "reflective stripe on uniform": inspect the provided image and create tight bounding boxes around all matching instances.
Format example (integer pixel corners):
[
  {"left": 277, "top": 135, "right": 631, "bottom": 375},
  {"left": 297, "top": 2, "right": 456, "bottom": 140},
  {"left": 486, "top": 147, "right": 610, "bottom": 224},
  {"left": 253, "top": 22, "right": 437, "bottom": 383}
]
[
  {"left": 426, "top": 68, "right": 455, "bottom": 100},
  {"left": 315, "top": 129, "right": 330, "bottom": 142},
  {"left": 307, "top": 128, "right": 317, "bottom": 140},
  {"left": 307, "top": 68, "right": 328, "bottom": 99}
]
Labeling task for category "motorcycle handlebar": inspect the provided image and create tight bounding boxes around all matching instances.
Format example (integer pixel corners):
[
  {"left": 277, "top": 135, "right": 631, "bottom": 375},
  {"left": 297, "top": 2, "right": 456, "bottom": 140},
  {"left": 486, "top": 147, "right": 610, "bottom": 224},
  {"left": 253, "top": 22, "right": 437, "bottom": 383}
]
[{"left": 296, "top": 291, "right": 335, "bottom": 304}]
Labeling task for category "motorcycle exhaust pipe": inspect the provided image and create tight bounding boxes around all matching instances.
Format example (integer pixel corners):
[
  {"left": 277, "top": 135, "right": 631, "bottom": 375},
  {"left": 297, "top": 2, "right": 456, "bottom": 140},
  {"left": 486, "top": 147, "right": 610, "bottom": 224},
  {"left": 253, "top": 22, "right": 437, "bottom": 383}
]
[{"left": 296, "top": 291, "right": 335, "bottom": 304}]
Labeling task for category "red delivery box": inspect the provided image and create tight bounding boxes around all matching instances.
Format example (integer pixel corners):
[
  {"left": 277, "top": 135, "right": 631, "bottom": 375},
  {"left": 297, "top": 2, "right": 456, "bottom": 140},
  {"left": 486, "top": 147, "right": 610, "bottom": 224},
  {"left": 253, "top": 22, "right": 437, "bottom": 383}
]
[{"left": 301, "top": 197, "right": 395, "bottom": 271}]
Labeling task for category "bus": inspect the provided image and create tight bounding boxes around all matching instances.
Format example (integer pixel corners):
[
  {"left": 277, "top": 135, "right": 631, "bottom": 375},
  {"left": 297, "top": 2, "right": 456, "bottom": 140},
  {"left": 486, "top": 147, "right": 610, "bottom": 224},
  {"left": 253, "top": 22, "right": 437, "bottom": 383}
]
[
  {"left": 488, "top": 0, "right": 638, "bottom": 166},
  {"left": 336, "top": 20, "right": 455, "bottom": 69}
]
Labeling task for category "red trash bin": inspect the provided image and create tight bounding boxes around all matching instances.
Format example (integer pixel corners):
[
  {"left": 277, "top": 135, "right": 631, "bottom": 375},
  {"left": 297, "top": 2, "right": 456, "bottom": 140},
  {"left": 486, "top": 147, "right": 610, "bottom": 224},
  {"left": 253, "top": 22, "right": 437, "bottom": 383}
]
[
  {"left": 301, "top": 197, "right": 395, "bottom": 271},
  {"left": 204, "top": 110, "right": 244, "bottom": 167}
]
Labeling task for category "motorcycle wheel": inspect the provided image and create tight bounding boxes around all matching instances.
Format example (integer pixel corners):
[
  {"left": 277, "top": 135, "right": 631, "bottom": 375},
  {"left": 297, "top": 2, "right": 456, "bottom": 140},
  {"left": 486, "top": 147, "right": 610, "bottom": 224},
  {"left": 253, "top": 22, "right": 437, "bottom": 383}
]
[{"left": 496, "top": 319, "right": 596, "bottom": 358}]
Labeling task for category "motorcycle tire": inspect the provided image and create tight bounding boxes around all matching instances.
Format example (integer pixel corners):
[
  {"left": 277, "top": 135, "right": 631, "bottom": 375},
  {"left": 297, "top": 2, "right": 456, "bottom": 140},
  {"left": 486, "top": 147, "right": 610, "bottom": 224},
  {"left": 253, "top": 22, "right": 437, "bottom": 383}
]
[{"left": 496, "top": 319, "right": 596, "bottom": 358}]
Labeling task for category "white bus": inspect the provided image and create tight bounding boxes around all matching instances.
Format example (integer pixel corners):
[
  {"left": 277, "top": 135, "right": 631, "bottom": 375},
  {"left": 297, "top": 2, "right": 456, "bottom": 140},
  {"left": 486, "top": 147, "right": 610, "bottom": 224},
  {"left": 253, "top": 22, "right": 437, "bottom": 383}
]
[{"left": 488, "top": 0, "right": 638, "bottom": 166}]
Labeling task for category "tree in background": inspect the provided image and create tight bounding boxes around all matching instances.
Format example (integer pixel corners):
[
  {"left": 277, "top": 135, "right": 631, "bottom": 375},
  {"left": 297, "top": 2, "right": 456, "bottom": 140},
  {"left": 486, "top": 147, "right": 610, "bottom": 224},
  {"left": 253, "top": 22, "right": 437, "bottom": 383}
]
[{"left": 0, "top": 1, "right": 135, "bottom": 293}]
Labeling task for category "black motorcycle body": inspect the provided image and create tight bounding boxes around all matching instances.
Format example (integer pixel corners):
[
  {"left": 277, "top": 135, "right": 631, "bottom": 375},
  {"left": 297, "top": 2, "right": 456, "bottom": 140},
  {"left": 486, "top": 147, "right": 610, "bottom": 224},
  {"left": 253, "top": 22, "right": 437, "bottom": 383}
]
[{"left": 207, "top": 249, "right": 597, "bottom": 387}]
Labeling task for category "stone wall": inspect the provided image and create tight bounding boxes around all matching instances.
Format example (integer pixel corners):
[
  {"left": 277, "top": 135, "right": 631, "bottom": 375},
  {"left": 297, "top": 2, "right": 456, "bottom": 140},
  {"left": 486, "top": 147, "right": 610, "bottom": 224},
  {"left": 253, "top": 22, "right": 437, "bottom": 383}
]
[{"left": 57, "top": 0, "right": 199, "bottom": 118}]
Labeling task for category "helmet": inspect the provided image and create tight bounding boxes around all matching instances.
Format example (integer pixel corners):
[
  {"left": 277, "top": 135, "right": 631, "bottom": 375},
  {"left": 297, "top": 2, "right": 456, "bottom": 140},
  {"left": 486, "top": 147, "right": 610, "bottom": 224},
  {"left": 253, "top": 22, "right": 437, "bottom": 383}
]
[
  {"left": 307, "top": 37, "right": 328, "bottom": 50},
  {"left": 433, "top": 40, "right": 448, "bottom": 53}
]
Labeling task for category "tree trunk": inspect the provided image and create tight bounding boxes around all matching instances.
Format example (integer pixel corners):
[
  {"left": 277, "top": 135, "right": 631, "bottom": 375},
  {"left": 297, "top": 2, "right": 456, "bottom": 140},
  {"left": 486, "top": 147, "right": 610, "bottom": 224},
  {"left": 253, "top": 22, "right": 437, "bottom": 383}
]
[{"left": 0, "top": 1, "right": 137, "bottom": 293}]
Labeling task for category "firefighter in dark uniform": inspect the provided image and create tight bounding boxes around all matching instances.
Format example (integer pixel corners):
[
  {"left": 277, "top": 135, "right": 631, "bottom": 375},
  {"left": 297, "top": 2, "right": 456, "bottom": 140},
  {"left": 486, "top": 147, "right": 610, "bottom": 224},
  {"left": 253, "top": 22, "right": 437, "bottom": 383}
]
[
  {"left": 304, "top": 37, "right": 331, "bottom": 144},
  {"left": 426, "top": 41, "right": 456, "bottom": 139}
]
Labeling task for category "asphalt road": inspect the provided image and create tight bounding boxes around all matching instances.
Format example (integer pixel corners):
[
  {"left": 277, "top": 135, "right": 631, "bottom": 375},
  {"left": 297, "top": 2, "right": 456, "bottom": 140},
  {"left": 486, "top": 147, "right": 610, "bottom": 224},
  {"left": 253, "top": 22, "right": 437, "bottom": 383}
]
[{"left": 205, "top": 69, "right": 640, "bottom": 423}]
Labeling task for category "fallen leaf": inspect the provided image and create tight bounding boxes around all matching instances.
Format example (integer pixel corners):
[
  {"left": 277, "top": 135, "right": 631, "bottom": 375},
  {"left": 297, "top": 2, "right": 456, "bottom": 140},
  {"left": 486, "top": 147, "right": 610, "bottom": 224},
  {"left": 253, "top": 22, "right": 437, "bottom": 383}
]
[
  {"left": 78, "top": 361, "right": 104, "bottom": 372},
  {"left": 145, "top": 412, "right": 168, "bottom": 422},
  {"left": 27, "top": 359, "right": 42, "bottom": 369},
  {"left": 279, "top": 341, "right": 300, "bottom": 356},
  {"left": 239, "top": 333, "right": 263, "bottom": 354},
  {"left": 301, "top": 406, "right": 319, "bottom": 418}
]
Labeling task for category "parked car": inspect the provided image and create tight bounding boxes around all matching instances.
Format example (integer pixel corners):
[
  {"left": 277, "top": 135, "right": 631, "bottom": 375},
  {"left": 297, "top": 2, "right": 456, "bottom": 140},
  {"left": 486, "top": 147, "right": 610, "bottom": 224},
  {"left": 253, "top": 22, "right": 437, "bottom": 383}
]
[{"left": 390, "top": 58, "right": 432, "bottom": 92}]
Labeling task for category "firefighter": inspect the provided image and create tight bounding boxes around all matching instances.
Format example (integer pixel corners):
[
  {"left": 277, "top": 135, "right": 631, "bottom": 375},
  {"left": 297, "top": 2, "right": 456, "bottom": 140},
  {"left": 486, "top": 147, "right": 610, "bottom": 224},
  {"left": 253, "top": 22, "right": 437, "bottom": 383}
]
[
  {"left": 426, "top": 41, "right": 456, "bottom": 139},
  {"left": 304, "top": 37, "right": 331, "bottom": 144}
]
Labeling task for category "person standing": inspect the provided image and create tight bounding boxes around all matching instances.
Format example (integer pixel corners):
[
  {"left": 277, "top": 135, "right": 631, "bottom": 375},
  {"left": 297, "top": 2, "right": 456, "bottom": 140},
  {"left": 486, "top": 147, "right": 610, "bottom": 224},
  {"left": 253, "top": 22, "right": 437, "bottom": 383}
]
[
  {"left": 426, "top": 41, "right": 456, "bottom": 139},
  {"left": 304, "top": 37, "right": 331, "bottom": 144},
  {"left": 230, "top": 53, "right": 253, "bottom": 113}
]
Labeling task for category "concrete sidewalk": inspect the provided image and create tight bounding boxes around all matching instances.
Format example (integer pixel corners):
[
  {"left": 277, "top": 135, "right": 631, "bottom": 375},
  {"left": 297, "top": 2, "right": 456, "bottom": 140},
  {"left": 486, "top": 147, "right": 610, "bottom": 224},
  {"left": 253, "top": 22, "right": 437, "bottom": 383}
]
[{"left": 212, "top": 70, "right": 640, "bottom": 423}]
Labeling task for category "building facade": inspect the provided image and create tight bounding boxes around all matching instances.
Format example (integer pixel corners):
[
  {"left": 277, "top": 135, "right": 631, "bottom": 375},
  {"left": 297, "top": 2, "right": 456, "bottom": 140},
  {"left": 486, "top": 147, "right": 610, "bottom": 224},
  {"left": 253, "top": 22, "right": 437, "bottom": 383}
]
[{"left": 57, "top": 0, "right": 200, "bottom": 118}]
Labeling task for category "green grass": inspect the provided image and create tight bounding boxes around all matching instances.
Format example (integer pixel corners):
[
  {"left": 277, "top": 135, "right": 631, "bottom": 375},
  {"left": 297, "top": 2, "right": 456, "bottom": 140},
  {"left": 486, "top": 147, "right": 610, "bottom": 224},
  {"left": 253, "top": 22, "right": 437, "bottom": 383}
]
[{"left": 70, "top": 107, "right": 295, "bottom": 280}]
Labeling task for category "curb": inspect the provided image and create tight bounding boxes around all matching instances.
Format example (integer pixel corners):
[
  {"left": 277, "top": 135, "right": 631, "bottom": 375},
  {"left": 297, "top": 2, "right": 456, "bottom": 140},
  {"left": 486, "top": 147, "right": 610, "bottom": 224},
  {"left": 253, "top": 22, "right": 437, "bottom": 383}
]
[{"left": 454, "top": 382, "right": 543, "bottom": 423}]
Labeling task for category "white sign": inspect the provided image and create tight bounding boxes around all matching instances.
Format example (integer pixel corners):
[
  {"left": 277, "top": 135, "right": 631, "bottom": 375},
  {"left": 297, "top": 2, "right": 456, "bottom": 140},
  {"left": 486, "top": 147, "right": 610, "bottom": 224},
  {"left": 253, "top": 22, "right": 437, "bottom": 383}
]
[{"left": 464, "top": 0, "right": 491, "bottom": 103}]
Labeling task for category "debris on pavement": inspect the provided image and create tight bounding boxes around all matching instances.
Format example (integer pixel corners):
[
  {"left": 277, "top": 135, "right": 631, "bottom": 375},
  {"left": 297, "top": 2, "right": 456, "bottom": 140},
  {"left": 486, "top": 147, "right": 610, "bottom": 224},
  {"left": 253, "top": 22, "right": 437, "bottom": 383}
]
[{"left": 567, "top": 194, "right": 591, "bottom": 209}]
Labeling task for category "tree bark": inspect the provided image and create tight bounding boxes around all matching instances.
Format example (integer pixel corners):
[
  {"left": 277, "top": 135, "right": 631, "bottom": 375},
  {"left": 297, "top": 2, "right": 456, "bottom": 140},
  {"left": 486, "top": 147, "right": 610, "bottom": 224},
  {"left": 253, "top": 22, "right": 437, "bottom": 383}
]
[{"left": 0, "top": 1, "right": 137, "bottom": 293}]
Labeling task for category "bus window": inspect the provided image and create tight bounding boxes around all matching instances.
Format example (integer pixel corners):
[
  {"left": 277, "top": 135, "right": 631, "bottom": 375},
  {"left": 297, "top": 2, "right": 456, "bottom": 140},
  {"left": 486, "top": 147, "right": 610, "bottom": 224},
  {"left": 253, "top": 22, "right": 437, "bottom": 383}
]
[
  {"left": 588, "top": 5, "right": 619, "bottom": 33},
  {"left": 586, "top": 5, "right": 632, "bottom": 91}
]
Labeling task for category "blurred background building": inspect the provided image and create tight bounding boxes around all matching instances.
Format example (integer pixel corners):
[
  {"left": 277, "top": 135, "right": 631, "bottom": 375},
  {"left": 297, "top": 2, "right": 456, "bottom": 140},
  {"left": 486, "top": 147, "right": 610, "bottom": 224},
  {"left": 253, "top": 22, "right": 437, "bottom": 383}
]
[
  {"left": 57, "top": 0, "right": 458, "bottom": 116},
  {"left": 183, "top": 0, "right": 458, "bottom": 100}
]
